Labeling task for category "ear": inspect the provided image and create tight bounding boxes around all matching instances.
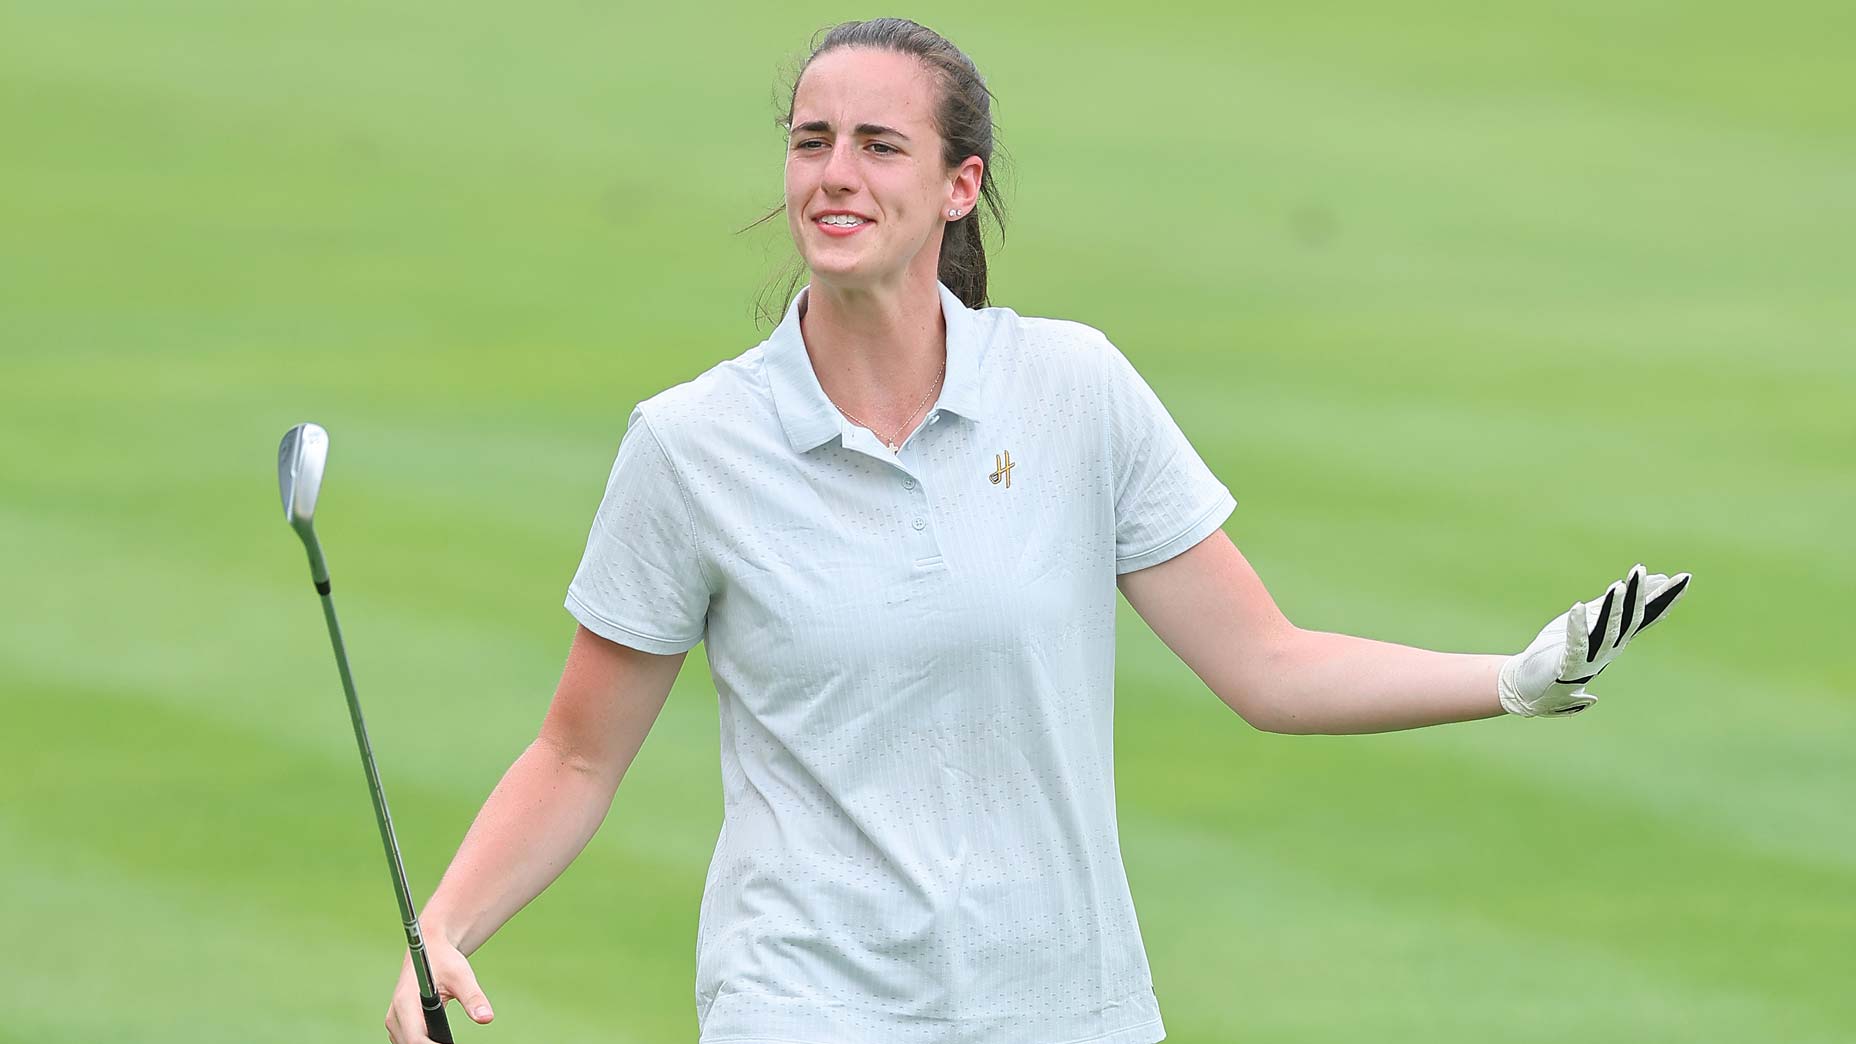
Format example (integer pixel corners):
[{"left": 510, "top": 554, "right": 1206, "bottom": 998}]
[{"left": 947, "top": 154, "right": 984, "bottom": 216}]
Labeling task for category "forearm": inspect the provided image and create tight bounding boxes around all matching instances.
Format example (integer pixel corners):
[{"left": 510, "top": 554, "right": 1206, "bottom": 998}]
[
  {"left": 420, "top": 737, "right": 621, "bottom": 956},
  {"left": 1253, "top": 627, "right": 1507, "bottom": 735}
]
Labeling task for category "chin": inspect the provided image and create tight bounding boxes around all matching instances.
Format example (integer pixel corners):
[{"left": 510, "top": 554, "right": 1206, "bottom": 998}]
[{"left": 802, "top": 255, "right": 885, "bottom": 288}]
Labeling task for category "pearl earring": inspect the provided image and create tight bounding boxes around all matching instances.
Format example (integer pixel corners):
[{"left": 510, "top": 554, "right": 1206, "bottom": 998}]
[{"left": 948, "top": 208, "right": 959, "bottom": 218}]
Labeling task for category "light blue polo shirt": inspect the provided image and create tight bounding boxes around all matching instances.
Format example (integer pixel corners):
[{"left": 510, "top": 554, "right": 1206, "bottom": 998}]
[{"left": 566, "top": 280, "right": 1236, "bottom": 1044}]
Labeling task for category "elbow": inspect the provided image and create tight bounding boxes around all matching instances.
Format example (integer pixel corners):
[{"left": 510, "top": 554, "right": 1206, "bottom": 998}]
[
  {"left": 1221, "top": 625, "right": 1306, "bottom": 735},
  {"left": 1233, "top": 701, "right": 1308, "bottom": 735},
  {"left": 534, "top": 731, "right": 620, "bottom": 785},
  {"left": 1254, "top": 711, "right": 1312, "bottom": 735},
  {"left": 1216, "top": 679, "right": 1306, "bottom": 734}
]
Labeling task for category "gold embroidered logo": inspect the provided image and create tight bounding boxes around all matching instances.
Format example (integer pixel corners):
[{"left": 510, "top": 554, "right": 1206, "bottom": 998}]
[{"left": 989, "top": 450, "right": 1015, "bottom": 488}]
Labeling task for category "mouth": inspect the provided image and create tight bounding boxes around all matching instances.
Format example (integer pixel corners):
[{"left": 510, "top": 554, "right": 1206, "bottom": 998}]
[{"left": 813, "top": 214, "right": 873, "bottom": 238}]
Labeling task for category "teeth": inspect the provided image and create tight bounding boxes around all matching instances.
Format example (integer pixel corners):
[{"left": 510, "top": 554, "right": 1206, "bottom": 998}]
[{"left": 819, "top": 215, "right": 866, "bottom": 226}]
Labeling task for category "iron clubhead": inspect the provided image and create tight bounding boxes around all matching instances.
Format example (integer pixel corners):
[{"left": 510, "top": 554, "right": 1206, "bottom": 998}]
[{"left": 278, "top": 422, "right": 329, "bottom": 540}]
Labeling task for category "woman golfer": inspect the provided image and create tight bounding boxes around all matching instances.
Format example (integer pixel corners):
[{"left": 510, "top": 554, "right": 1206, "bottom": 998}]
[{"left": 385, "top": 17, "right": 1692, "bottom": 1044}]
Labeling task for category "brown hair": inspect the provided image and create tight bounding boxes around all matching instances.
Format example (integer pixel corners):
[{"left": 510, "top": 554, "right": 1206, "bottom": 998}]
[{"left": 740, "top": 18, "right": 1010, "bottom": 327}]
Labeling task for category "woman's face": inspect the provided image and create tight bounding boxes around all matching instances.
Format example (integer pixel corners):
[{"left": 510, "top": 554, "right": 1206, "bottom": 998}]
[{"left": 784, "top": 47, "right": 982, "bottom": 293}]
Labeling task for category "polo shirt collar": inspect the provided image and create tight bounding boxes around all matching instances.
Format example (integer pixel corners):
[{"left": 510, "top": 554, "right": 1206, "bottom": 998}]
[{"left": 765, "top": 280, "right": 988, "bottom": 454}]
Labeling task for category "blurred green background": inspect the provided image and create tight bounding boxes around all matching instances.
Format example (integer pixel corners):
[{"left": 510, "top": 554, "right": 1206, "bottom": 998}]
[{"left": 3, "top": 1, "right": 1851, "bottom": 1041}]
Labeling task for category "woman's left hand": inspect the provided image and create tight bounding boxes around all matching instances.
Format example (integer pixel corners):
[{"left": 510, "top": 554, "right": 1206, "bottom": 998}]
[{"left": 1498, "top": 563, "right": 1694, "bottom": 717}]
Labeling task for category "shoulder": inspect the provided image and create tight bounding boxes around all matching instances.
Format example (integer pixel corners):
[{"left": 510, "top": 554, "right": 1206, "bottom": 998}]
[
  {"left": 986, "top": 306, "right": 1134, "bottom": 398},
  {"left": 989, "top": 307, "right": 1125, "bottom": 371},
  {"left": 625, "top": 340, "right": 774, "bottom": 449},
  {"left": 994, "top": 306, "right": 1107, "bottom": 351}
]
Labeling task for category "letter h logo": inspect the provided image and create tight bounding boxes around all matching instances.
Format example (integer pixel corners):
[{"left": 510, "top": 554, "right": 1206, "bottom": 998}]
[{"left": 989, "top": 450, "right": 1015, "bottom": 488}]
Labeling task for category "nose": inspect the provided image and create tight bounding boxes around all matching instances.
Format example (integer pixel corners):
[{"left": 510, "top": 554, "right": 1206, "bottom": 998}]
[{"left": 822, "top": 135, "right": 860, "bottom": 194}]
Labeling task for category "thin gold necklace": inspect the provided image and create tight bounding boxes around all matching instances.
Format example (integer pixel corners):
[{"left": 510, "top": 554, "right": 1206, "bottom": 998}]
[{"left": 830, "top": 358, "right": 946, "bottom": 453}]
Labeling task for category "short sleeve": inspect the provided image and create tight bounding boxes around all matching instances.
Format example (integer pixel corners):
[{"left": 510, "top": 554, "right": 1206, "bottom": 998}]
[
  {"left": 564, "top": 405, "right": 712, "bottom": 654},
  {"left": 1098, "top": 332, "right": 1238, "bottom": 574}
]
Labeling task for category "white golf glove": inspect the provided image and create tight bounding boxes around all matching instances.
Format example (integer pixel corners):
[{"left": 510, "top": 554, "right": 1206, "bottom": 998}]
[{"left": 1497, "top": 563, "right": 1693, "bottom": 717}]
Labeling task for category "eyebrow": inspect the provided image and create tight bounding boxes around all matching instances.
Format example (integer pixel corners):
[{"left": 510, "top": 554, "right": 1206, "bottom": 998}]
[{"left": 791, "top": 119, "right": 912, "bottom": 142}]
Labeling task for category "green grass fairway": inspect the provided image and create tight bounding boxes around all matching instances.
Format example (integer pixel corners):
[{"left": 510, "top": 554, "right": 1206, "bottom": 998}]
[{"left": 2, "top": 2, "right": 1850, "bottom": 1041}]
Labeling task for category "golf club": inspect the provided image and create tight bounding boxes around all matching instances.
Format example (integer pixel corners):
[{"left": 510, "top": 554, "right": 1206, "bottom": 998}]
[{"left": 277, "top": 422, "right": 454, "bottom": 1043}]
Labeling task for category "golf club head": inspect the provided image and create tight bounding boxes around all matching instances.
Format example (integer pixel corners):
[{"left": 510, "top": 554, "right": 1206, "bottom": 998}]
[{"left": 278, "top": 422, "right": 329, "bottom": 541}]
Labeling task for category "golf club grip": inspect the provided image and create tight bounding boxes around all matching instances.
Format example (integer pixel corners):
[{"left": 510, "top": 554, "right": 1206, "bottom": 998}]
[{"left": 422, "top": 997, "right": 454, "bottom": 1043}]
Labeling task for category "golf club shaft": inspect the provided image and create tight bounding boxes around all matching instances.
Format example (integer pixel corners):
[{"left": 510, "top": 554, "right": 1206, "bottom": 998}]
[{"left": 309, "top": 547, "right": 454, "bottom": 1044}]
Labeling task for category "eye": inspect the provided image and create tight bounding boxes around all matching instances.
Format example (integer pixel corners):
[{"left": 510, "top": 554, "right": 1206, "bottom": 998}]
[
  {"left": 795, "top": 139, "right": 825, "bottom": 150},
  {"left": 868, "top": 142, "right": 898, "bottom": 154}
]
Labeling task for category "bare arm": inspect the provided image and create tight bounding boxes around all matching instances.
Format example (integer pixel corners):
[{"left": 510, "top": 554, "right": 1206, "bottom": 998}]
[
  {"left": 1117, "top": 530, "right": 1505, "bottom": 735},
  {"left": 420, "top": 624, "right": 687, "bottom": 955},
  {"left": 1250, "top": 629, "right": 1506, "bottom": 735}
]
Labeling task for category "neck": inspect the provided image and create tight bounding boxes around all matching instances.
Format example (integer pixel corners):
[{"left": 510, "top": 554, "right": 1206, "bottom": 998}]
[{"left": 799, "top": 272, "right": 946, "bottom": 426}]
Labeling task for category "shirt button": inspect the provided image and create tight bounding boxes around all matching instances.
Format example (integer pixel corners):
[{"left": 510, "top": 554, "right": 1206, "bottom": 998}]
[
  {"left": 911, "top": 517, "right": 926, "bottom": 531},
  {"left": 928, "top": 413, "right": 940, "bottom": 424},
  {"left": 903, "top": 477, "right": 915, "bottom": 490}
]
